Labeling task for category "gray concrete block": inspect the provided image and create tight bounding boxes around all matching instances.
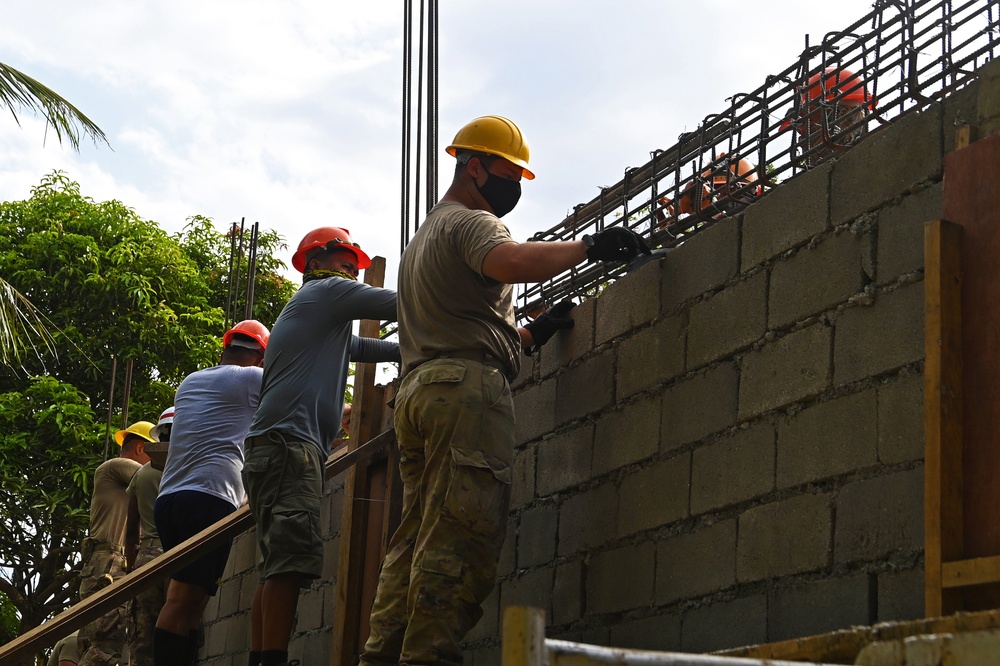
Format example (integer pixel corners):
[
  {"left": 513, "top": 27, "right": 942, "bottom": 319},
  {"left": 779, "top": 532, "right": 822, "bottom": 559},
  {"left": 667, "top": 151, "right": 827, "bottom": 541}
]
[
  {"left": 831, "top": 105, "right": 943, "bottom": 224},
  {"left": 514, "top": 378, "right": 557, "bottom": 445},
  {"left": 536, "top": 424, "right": 594, "bottom": 496},
  {"left": 511, "top": 351, "right": 534, "bottom": 391},
  {"left": 298, "top": 630, "right": 331, "bottom": 666},
  {"left": 769, "top": 230, "right": 866, "bottom": 329},
  {"left": 767, "top": 575, "right": 871, "bottom": 642},
  {"left": 738, "top": 323, "right": 832, "bottom": 419},
  {"left": 878, "top": 566, "right": 925, "bottom": 622},
  {"left": 511, "top": 444, "right": 536, "bottom": 509},
  {"left": 777, "top": 389, "right": 878, "bottom": 489},
  {"left": 692, "top": 422, "right": 776, "bottom": 514},
  {"left": 586, "top": 542, "right": 655, "bottom": 614},
  {"left": 878, "top": 374, "right": 924, "bottom": 465},
  {"left": 239, "top": 570, "right": 258, "bottom": 609},
  {"left": 296, "top": 587, "right": 327, "bottom": 632},
  {"left": 500, "top": 566, "right": 554, "bottom": 618},
  {"left": 941, "top": 80, "right": 980, "bottom": 155},
  {"left": 656, "top": 519, "right": 737, "bottom": 604},
  {"left": 835, "top": 468, "right": 924, "bottom": 563},
  {"left": 608, "top": 612, "right": 682, "bottom": 652},
  {"left": 742, "top": 162, "right": 832, "bottom": 270},
  {"left": 518, "top": 504, "right": 558, "bottom": 568},
  {"left": 595, "top": 259, "right": 662, "bottom": 344},
  {"left": 681, "top": 594, "right": 767, "bottom": 653},
  {"left": 223, "top": 614, "right": 250, "bottom": 660},
  {"left": 463, "top": 646, "right": 500, "bottom": 666},
  {"left": 662, "top": 362, "right": 739, "bottom": 451},
  {"left": 737, "top": 493, "right": 831, "bottom": 582},
  {"left": 688, "top": 271, "right": 768, "bottom": 368},
  {"left": 467, "top": 584, "right": 500, "bottom": 642},
  {"left": 593, "top": 397, "right": 660, "bottom": 476},
  {"left": 558, "top": 481, "right": 618, "bottom": 556},
  {"left": 555, "top": 350, "right": 614, "bottom": 424},
  {"left": 499, "top": 521, "right": 516, "bottom": 578},
  {"left": 618, "top": 452, "right": 690, "bottom": 536},
  {"left": 876, "top": 184, "right": 940, "bottom": 285},
  {"left": 662, "top": 221, "right": 740, "bottom": 312},
  {"left": 552, "top": 560, "right": 584, "bottom": 626},
  {"left": 539, "top": 297, "right": 596, "bottom": 378},
  {"left": 976, "top": 56, "right": 1000, "bottom": 127},
  {"left": 617, "top": 314, "right": 686, "bottom": 399},
  {"left": 833, "top": 281, "right": 924, "bottom": 386}
]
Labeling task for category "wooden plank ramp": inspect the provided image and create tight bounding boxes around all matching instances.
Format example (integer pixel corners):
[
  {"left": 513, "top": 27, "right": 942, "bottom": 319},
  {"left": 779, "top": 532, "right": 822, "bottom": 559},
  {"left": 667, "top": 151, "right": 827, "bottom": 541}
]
[{"left": 0, "top": 429, "right": 395, "bottom": 666}]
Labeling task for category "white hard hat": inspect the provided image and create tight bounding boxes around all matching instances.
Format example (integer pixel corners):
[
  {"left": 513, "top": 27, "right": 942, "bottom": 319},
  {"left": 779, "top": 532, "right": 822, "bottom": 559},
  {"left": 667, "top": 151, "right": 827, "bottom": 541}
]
[{"left": 150, "top": 406, "right": 175, "bottom": 441}]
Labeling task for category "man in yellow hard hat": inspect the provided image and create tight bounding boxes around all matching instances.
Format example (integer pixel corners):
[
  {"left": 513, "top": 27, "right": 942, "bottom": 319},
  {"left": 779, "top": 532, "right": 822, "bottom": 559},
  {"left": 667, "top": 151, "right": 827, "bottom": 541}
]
[
  {"left": 360, "top": 115, "right": 650, "bottom": 666},
  {"left": 77, "top": 421, "right": 153, "bottom": 666}
]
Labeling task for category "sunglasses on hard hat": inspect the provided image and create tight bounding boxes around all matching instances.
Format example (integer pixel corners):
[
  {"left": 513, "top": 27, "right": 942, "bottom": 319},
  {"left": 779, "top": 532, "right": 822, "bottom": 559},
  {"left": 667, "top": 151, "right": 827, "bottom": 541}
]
[{"left": 324, "top": 238, "right": 361, "bottom": 251}]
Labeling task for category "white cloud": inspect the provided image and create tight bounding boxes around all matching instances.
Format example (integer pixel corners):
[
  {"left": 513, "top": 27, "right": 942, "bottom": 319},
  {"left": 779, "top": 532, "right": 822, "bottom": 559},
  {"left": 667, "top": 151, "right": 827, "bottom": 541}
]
[{"left": 1, "top": 0, "right": 877, "bottom": 290}]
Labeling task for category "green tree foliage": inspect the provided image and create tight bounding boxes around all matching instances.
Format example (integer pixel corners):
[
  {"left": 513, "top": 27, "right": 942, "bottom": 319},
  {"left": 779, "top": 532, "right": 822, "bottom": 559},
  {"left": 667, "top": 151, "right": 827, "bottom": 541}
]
[
  {"left": 0, "top": 376, "right": 104, "bottom": 634},
  {"left": 0, "top": 172, "right": 224, "bottom": 417},
  {"left": 0, "top": 173, "right": 297, "bottom": 646}
]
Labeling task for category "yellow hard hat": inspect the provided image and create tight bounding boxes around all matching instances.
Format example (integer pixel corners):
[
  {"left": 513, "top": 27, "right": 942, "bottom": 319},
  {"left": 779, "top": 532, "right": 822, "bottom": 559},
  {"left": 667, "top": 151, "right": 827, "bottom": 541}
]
[
  {"left": 114, "top": 421, "right": 156, "bottom": 446},
  {"left": 446, "top": 115, "right": 535, "bottom": 180}
]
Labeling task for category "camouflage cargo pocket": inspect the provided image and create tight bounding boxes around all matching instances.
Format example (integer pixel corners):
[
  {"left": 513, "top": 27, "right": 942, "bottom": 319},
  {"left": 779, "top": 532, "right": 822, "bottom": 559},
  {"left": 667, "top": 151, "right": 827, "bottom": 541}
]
[{"left": 442, "top": 447, "right": 511, "bottom": 538}]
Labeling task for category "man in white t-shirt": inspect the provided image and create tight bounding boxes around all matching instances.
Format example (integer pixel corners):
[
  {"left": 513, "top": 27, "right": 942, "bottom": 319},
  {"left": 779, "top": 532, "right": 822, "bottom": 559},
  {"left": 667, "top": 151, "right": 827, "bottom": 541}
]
[{"left": 151, "top": 320, "right": 269, "bottom": 666}]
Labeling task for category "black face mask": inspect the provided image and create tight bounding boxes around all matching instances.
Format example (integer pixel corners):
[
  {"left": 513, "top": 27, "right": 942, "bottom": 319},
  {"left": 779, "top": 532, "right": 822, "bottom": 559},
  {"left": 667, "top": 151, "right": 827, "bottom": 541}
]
[{"left": 475, "top": 169, "right": 521, "bottom": 217}]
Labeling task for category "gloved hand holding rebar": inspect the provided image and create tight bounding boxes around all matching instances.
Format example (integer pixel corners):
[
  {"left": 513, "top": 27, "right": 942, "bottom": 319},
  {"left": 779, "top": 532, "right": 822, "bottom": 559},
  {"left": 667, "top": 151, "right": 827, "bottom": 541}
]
[
  {"left": 523, "top": 300, "right": 576, "bottom": 354},
  {"left": 583, "top": 227, "right": 652, "bottom": 262}
]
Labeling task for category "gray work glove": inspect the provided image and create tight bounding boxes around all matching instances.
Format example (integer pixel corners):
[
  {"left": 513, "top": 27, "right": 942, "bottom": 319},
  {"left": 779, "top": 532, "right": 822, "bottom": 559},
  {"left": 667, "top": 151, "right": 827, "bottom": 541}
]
[
  {"left": 523, "top": 300, "right": 576, "bottom": 354},
  {"left": 583, "top": 227, "right": 652, "bottom": 262}
]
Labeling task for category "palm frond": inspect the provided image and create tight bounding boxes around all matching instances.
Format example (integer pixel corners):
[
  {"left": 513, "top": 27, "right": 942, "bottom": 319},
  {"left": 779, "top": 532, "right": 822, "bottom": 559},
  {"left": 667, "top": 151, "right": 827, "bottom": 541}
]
[
  {"left": 0, "top": 62, "right": 109, "bottom": 151},
  {"left": 0, "top": 277, "right": 58, "bottom": 372}
]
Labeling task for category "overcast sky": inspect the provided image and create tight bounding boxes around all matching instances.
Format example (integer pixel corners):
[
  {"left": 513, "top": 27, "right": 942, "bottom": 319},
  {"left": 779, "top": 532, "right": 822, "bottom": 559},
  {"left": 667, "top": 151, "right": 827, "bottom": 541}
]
[{"left": 1, "top": 1, "right": 877, "bottom": 285}]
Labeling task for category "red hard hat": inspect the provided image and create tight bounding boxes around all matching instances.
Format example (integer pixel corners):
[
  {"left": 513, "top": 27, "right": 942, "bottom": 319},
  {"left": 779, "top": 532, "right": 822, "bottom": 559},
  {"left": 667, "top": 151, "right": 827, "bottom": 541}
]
[
  {"left": 291, "top": 226, "right": 372, "bottom": 273},
  {"left": 223, "top": 319, "right": 270, "bottom": 351}
]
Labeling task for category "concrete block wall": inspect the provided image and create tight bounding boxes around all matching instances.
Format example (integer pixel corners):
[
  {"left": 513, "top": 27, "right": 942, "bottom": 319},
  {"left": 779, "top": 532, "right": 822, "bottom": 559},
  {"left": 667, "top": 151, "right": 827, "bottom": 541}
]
[{"left": 193, "top": 58, "right": 1000, "bottom": 664}]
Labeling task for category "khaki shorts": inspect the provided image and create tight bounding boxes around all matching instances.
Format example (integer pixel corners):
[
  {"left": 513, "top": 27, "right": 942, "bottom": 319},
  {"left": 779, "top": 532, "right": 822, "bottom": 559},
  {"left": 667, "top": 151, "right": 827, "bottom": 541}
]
[{"left": 242, "top": 432, "right": 324, "bottom": 583}]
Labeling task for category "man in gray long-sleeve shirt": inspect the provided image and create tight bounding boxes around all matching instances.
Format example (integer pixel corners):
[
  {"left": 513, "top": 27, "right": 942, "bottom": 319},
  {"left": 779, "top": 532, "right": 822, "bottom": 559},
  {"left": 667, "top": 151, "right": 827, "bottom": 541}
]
[{"left": 243, "top": 226, "right": 398, "bottom": 666}]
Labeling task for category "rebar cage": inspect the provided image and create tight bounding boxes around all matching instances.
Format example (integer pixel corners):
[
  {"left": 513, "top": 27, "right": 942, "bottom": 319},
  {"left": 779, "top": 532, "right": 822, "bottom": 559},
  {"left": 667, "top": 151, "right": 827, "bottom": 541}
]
[{"left": 517, "top": 0, "right": 1000, "bottom": 322}]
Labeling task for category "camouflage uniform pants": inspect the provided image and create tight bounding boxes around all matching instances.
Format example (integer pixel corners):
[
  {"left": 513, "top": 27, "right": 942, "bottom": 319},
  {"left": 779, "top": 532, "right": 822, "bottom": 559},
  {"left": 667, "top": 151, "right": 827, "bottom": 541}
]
[
  {"left": 127, "top": 542, "right": 166, "bottom": 666},
  {"left": 77, "top": 546, "right": 128, "bottom": 666},
  {"left": 362, "top": 358, "right": 514, "bottom": 666}
]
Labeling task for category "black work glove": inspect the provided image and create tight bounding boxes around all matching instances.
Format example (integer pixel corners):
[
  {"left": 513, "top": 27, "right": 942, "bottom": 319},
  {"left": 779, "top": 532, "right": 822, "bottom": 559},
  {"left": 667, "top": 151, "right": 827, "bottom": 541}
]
[
  {"left": 523, "top": 300, "right": 576, "bottom": 354},
  {"left": 583, "top": 227, "right": 652, "bottom": 262}
]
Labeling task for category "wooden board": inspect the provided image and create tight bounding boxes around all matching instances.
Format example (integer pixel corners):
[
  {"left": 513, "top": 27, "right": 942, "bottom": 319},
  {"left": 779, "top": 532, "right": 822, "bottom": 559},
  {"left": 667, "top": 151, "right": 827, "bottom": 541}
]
[
  {"left": 0, "top": 430, "right": 394, "bottom": 665},
  {"left": 941, "top": 132, "right": 1000, "bottom": 607},
  {"left": 923, "top": 219, "right": 964, "bottom": 617}
]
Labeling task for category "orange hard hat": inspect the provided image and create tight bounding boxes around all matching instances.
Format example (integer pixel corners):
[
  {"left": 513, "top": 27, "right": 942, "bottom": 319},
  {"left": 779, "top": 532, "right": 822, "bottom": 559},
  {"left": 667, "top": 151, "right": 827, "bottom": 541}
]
[
  {"left": 706, "top": 156, "right": 759, "bottom": 188},
  {"left": 678, "top": 182, "right": 712, "bottom": 215},
  {"left": 223, "top": 319, "right": 270, "bottom": 351},
  {"left": 291, "top": 227, "right": 372, "bottom": 273},
  {"left": 803, "top": 68, "right": 875, "bottom": 107}
]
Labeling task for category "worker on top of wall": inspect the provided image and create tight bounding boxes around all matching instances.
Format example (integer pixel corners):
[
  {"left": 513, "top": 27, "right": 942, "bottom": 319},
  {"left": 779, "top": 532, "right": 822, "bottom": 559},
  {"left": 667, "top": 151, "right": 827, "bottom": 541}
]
[
  {"left": 152, "top": 321, "right": 270, "bottom": 666},
  {"left": 244, "top": 228, "right": 399, "bottom": 666},
  {"left": 78, "top": 421, "right": 153, "bottom": 666},
  {"left": 781, "top": 66, "right": 876, "bottom": 165},
  {"left": 359, "top": 114, "right": 650, "bottom": 666},
  {"left": 654, "top": 154, "right": 761, "bottom": 231}
]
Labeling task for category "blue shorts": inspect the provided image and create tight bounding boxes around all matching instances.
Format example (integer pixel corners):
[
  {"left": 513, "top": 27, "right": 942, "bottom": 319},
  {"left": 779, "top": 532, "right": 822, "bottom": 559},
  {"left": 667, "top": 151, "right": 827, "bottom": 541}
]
[{"left": 154, "top": 490, "right": 237, "bottom": 595}]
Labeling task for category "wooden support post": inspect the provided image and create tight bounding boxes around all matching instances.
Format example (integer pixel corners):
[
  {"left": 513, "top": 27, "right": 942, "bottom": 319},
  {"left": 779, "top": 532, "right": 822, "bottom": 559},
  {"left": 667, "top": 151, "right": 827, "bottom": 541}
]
[
  {"left": 924, "top": 219, "right": 964, "bottom": 618},
  {"left": 332, "top": 257, "right": 401, "bottom": 666},
  {"left": 502, "top": 606, "right": 546, "bottom": 666}
]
